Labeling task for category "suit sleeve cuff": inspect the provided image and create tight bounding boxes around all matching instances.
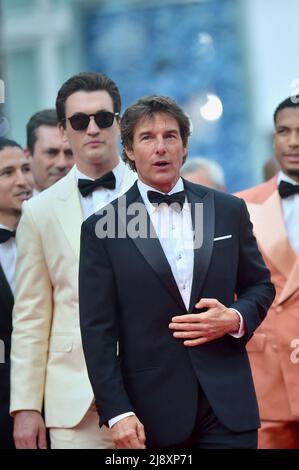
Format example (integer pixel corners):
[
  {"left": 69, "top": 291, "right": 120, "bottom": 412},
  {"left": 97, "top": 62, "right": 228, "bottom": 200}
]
[
  {"left": 108, "top": 412, "right": 135, "bottom": 428},
  {"left": 229, "top": 308, "right": 245, "bottom": 338}
]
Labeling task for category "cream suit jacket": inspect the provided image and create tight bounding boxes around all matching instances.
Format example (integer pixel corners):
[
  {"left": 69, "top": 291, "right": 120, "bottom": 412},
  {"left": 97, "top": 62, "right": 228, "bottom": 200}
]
[
  {"left": 10, "top": 165, "right": 136, "bottom": 427},
  {"left": 237, "top": 176, "right": 299, "bottom": 421}
]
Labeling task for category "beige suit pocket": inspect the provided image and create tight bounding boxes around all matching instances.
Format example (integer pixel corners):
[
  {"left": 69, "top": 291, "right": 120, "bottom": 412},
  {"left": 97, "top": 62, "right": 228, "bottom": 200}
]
[
  {"left": 49, "top": 336, "right": 73, "bottom": 352},
  {"left": 246, "top": 333, "right": 266, "bottom": 352}
]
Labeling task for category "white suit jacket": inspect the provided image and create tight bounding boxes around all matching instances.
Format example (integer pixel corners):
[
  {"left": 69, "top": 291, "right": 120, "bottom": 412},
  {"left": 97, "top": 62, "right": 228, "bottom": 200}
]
[{"left": 10, "top": 165, "right": 136, "bottom": 427}]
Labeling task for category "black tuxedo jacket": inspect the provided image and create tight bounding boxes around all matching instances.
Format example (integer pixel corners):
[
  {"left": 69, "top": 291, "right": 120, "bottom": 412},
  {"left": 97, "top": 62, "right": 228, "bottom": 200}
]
[
  {"left": 79, "top": 180, "right": 275, "bottom": 448},
  {"left": 0, "top": 263, "right": 15, "bottom": 448}
]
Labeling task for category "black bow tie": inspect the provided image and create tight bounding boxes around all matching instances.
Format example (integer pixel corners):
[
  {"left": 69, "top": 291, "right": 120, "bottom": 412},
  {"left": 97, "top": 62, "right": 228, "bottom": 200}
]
[
  {"left": 78, "top": 172, "right": 116, "bottom": 197},
  {"left": 0, "top": 228, "right": 16, "bottom": 244},
  {"left": 278, "top": 180, "right": 299, "bottom": 199},
  {"left": 147, "top": 190, "right": 185, "bottom": 212}
]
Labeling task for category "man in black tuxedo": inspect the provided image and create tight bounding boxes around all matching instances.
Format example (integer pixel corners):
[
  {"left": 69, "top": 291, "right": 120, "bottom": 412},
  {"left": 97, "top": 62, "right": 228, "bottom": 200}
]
[
  {"left": 0, "top": 138, "right": 33, "bottom": 448},
  {"left": 79, "top": 96, "right": 275, "bottom": 449}
]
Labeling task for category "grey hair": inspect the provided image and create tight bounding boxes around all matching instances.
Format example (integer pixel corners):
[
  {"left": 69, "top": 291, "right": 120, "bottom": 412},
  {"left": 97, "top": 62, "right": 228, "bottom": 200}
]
[{"left": 181, "top": 156, "right": 225, "bottom": 188}]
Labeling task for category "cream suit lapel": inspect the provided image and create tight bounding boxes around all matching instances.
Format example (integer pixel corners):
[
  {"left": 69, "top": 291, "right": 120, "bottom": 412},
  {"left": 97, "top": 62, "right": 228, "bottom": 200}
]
[
  {"left": 59, "top": 165, "right": 135, "bottom": 255},
  {"left": 53, "top": 167, "right": 84, "bottom": 260},
  {"left": 92, "top": 165, "right": 137, "bottom": 214},
  {"left": 119, "top": 166, "right": 137, "bottom": 195},
  {"left": 247, "top": 190, "right": 299, "bottom": 304}
]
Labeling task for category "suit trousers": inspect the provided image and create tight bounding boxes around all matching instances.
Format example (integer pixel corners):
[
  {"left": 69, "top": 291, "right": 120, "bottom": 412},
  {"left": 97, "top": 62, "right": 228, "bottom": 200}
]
[
  {"left": 0, "top": 409, "right": 14, "bottom": 449},
  {"left": 0, "top": 369, "right": 15, "bottom": 449},
  {"left": 49, "top": 409, "right": 114, "bottom": 449},
  {"left": 160, "top": 384, "right": 257, "bottom": 450},
  {"left": 258, "top": 420, "right": 299, "bottom": 449}
]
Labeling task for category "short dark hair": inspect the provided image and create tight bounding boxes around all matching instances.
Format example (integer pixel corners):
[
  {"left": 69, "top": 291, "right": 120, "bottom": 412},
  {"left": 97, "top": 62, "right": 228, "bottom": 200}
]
[
  {"left": 121, "top": 95, "right": 190, "bottom": 172},
  {"left": 27, "top": 109, "right": 58, "bottom": 154},
  {"left": 0, "top": 137, "right": 22, "bottom": 152},
  {"left": 274, "top": 97, "right": 299, "bottom": 124},
  {"left": 56, "top": 72, "right": 121, "bottom": 127}
]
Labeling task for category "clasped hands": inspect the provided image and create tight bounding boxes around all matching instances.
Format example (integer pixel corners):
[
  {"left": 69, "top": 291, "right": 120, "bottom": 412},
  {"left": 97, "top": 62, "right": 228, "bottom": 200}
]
[
  {"left": 112, "top": 298, "right": 240, "bottom": 449},
  {"left": 169, "top": 298, "right": 240, "bottom": 347}
]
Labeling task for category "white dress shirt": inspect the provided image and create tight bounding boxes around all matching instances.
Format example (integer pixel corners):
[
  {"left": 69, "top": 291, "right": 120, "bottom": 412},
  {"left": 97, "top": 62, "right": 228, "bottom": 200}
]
[
  {"left": 0, "top": 223, "right": 16, "bottom": 295},
  {"left": 75, "top": 160, "right": 126, "bottom": 220},
  {"left": 109, "top": 177, "right": 243, "bottom": 428},
  {"left": 277, "top": 171, "right": 299, "bottom": 255},
  {"left": 138, "top": 178, "right": 194, "bottom": 310}
]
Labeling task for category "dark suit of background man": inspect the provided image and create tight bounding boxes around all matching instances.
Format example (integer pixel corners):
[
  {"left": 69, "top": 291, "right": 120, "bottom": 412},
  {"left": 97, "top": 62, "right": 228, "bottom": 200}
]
[
  {"left": 0, "top": 138, "right": 33, "bottom": 448},
  {"left": 79, "top": 96, "right": 275, "bottom": 449}
]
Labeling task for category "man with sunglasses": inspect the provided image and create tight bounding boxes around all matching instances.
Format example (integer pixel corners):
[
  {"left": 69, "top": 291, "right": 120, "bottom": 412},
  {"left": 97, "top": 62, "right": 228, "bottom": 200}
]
[{"left": 10, "top": 72, "right": 136, "bottom": 449}]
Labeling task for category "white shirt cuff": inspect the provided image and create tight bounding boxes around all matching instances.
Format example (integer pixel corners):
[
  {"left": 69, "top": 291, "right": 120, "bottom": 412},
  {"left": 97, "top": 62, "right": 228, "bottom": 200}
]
[
  {"left": 108, "top": 412, "right": 135, "bottom": 428},
  {"left": 229, "top": 308, "right": 245, "bottom": 338}
]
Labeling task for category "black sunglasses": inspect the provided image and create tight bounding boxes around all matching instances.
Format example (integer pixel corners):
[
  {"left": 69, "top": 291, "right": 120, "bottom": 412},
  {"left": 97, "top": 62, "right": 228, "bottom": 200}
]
[{"left": 65, "top": 110, "right": 119, "bottom": 131}]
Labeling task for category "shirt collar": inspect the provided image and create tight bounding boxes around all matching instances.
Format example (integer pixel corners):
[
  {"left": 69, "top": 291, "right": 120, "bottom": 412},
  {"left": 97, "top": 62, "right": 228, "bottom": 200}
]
[
  {"left": 0, "top": 223, "right": 14, "bottom": 230},
  {"left": 277, "top": 170, "right": 299, "bottom": 186},
  {"left": 137, "top": 178, "right": 186, "bottom": 215},
  {"left": 75, "top": 159, "right": 125, "bottom": 190}
]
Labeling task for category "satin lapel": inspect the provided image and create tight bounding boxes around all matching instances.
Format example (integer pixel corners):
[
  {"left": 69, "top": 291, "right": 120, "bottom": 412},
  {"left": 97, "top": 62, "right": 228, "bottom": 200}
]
[
  {"left": 0, "top": 263, "right": 14, "bottom": 311},
  {"left": 247, "top": 191, "right": 296, "bottom": 280},
  {"left": 116, "top": 183, "right": 186, "bottom": 312},
  {"left": 185, "top": 183, "right": 215, "bottom": 312},
  {"left": 53, "top": 168, "right": 84, "bottom": 260},
  {"left": 247, "top": 191, "right": 299, "bottom": 304}
]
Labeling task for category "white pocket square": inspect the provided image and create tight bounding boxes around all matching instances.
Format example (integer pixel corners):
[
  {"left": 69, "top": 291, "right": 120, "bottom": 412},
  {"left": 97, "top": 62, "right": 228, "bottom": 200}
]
[{"left": 213, "top": 235, "right": 232, "bottom": 241}]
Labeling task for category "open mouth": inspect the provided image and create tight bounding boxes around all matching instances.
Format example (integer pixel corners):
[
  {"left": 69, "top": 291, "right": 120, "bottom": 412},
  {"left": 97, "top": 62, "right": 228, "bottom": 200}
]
[{"left": 154, "top": 161, "right": 169, "bottom": 167}]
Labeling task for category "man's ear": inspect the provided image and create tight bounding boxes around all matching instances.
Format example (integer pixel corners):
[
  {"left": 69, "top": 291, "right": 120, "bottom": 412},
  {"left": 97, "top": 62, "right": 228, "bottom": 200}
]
[
  {"left": 181, "top": 147, "right": 188, "bottom": 166},
  {"left": 116, "top": 117, "right": 121, "bottom": 136},
  {"left": 125, "top": 147, "right": 135, "bottom": 162},
  {"left": 58, "top": 123, "right": 66, "bottom": 139},
  {"left": 24, "top": 148, "right": 31, "bottom": 158}
]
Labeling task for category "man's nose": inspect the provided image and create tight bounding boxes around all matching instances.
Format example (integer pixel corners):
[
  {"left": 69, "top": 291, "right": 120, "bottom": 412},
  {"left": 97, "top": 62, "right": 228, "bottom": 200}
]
[
  {"left": 86, "top": 116, "right": 100, "bottom": 134},
  {"left": 15, "top": 169, "right": 28, "bottom": 186},
  {"left": 288, "top": 131, "right": 299, "bottom": 147},
  {"left": 155, "top": 137, "right": 167, "bottom": 155},
  {"left": 55, "top": 151, "right": 68, "bottom": 169}
]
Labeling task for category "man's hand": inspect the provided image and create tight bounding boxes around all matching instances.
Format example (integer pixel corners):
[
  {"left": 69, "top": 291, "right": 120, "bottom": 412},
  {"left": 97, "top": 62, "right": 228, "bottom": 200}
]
[
  {"left": 169, "top": 298, "right": 240, "bottom": 347},
  {"left": 13, "top": 410, "right": 47, "bottom": 449},
  {"left": 111, "top": 416, "right": 146, "bottom": 449}
]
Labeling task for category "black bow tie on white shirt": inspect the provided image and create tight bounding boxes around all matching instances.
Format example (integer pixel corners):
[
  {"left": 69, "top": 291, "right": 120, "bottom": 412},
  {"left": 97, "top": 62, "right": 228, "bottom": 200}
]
[
  {"left": 78, "top": 171, "right": 116, "bottom": 197},
  {"left": 278, "top": 180, "right": 299, "bottom": 199},
  {"left": 147, "top": 190, "right": 185, "bottom": 212},
  {"left": 0, "top": 228, "right": 16, "bottom": 244}
]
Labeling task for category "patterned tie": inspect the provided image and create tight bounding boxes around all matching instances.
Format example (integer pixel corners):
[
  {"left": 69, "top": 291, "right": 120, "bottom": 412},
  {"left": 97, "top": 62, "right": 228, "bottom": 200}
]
[{"left": 78, "top": 172, "right": 116, "bottom": 197}]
